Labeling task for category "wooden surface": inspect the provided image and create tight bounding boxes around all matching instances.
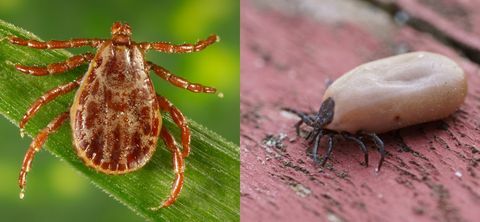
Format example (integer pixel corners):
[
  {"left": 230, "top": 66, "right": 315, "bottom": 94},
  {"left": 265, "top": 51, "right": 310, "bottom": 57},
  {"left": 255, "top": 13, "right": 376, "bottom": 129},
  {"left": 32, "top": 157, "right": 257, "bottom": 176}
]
[
  {"left": 240, "top": 0, "right": 480, "bottom": 221},
  {"left": 370, "top": 0, "right": 480, "bottom": 62}
]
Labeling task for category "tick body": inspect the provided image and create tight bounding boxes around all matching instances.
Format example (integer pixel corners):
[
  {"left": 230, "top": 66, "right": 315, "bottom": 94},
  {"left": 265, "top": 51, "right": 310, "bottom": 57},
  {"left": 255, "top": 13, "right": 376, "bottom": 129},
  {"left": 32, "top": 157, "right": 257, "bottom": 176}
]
[
  {"left": 10, "top": 22, "right": 220, "bottom": 209},
  {"left": 72, "top": 39, "right": 161, "bottom": 174},
  {"left": 285, "top": 52, "right": 467, "bottom": 171}
]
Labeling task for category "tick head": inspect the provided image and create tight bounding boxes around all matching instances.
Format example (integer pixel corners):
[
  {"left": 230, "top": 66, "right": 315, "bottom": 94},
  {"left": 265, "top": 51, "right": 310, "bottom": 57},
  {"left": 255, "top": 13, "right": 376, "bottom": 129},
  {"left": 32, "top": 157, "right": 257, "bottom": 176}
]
[
  {"left": 111, "top": 21, "right": 132, "bottom": 45},
  {"left": 316, "top": 97, "right": 335, "bottom": 127},
  {"left": 111, "top": 21, "right": 132, "bottom": 36}
]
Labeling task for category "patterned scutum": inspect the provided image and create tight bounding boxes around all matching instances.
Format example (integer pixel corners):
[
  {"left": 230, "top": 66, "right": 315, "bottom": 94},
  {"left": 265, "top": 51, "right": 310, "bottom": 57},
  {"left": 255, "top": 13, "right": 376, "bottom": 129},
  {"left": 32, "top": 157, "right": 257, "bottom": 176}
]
[{"left": 70, "top": 42, "right": 161, "bottom": 174}]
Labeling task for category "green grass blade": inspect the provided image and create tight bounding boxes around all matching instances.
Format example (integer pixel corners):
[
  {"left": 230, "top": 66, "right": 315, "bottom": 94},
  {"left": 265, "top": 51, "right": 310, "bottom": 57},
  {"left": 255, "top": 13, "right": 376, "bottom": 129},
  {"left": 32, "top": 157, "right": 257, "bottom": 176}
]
[{"left": 0, "top": 20, "right": 239, "bottom": 222}]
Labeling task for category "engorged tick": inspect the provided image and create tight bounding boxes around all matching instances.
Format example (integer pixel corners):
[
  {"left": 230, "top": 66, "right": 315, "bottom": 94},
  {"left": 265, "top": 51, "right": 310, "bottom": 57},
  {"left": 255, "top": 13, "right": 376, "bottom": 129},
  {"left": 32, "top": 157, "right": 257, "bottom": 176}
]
[
  {"left": 283, "top": 52, "right": 467, "bottom": 172},
  {"left": 9, "top": 21, "right": 220, "bottom": 209}
]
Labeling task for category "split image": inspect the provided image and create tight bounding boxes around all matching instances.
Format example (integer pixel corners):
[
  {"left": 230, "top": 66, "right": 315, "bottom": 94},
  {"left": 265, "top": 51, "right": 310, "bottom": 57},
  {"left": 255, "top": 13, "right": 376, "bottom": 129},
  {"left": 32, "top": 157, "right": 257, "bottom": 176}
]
[{"left": 1, "top": 0, "right": 480, "bottom": 222}]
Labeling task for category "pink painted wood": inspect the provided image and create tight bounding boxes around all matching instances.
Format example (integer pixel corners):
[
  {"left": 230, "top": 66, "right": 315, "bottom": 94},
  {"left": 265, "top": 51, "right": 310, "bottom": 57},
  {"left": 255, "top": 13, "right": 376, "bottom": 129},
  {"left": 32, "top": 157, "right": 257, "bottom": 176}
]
[
  {"left": 240, "top": 0, "right": 480, "bottom": 221},
  {"left": 395, "top": 0, "right": 480, "bottom": 52}
]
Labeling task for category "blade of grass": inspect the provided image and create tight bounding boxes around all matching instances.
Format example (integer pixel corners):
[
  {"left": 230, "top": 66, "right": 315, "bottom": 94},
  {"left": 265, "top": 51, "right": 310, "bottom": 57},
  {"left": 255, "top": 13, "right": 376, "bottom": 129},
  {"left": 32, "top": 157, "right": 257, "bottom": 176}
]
[{"left": 0, "top": 19, "right": 239, "bottom": 222}]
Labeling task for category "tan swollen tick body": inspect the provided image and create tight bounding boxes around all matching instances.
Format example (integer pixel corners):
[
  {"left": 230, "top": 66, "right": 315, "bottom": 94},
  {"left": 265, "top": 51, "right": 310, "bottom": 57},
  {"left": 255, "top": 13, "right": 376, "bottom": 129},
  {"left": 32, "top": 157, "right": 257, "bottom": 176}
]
[
  {"left": 284, "top": 52, "right": 467, "bottom": 172},
  {"left": 9, "top": 22, "right": 219, "bottom": 209}
]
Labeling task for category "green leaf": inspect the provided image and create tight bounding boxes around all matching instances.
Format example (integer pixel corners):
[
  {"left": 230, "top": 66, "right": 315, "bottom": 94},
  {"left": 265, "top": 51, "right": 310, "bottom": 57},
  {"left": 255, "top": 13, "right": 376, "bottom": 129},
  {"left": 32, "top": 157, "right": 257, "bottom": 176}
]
[{"left": 0, "top": 20, "right": 239, "bottom": 221}]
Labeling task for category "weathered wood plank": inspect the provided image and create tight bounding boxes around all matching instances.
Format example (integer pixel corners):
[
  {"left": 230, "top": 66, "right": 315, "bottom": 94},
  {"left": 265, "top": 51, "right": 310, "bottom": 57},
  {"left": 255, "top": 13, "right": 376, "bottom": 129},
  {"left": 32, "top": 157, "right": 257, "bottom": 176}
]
[
  {"left": 240, "top": 0, "right": 480, "bottom": 221},
  {"left": 368, "top": 0, "right": 480, "bottom": 62}
]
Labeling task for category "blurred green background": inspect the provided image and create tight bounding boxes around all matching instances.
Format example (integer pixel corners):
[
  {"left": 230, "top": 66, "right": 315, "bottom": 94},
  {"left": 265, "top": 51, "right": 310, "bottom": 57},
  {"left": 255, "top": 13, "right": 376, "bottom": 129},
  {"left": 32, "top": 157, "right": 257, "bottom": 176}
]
[{"left": 0, "top": 0, "right": 239, "bottom": 221}]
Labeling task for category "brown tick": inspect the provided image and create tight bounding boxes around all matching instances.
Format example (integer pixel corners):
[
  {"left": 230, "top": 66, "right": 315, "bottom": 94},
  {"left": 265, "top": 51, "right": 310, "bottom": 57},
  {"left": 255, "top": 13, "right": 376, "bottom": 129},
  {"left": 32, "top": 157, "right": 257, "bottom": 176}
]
[{"left": 8, "top": 21, "right": 220, "bottom": 209}]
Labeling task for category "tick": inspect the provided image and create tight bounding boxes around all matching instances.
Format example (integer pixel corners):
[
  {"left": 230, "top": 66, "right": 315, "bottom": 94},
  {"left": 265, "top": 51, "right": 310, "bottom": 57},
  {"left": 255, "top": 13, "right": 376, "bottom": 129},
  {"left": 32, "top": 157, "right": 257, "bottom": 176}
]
[
  {"left": 284, "top": 52, "right": 467, "bottom": 171},
  {"left": 9, "top": 22, "right": 220, "bottom": 209}
]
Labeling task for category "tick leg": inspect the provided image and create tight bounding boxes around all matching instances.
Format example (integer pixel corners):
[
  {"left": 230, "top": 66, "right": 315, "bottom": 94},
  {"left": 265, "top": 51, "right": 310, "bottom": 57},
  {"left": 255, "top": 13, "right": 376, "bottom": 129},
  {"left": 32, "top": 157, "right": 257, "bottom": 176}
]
[
  {"left": 18, "top": 112, "right": 69, "bottom": 199},
  {"left": 15, "top": 53, "right": 94, "bottom": 76},
  {"left": 8, "top": 36, "right": 103, "bottom": 49},
  {"left": 157, "top": 94, "right": 191, "bottom": 158},
  {"left": 150, "top": 126, "right": 185, "bottom": 210},
  {"left": 343, "top": 134, "right": 369, "bottom": 167},
  {"left": 311, "top": 131, "right": 323, "bottom": 162},
  {"left": 147, "top": 62, "right": 217, "bottom": 94},
  {"left": 294, "top": 120, "right": 303, "bottom": 137},
  {"left": 367, "top": 133, "right": 385, "bottom": 172},
  {"left": 306, "top": 129, "right": 316, "bottom": 142},
  {"left": 319, "top": 134, "right": 335, "bottom": 167},
  {"left": 282, "top": 108, "right": 315, "bottom": 126},
  {"left": 19, "top": 78, "right": 81, "bottom": 135},
  {"left": 284, "top": 108, "right": 313, "bottom": 137},
  {"left": 140, "top": 34, "right": 219, "bottom": 53}
]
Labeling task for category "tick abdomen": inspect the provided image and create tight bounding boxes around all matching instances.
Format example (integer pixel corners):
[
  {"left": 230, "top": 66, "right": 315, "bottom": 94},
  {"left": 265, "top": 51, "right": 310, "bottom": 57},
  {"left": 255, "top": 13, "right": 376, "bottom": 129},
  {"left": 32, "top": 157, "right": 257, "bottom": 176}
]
[
  {"left": 71, "top": 42, "right": 161, "bottom": 174},
  {"left": 323, "top": 52, "right": 467, "bottom": 134}
]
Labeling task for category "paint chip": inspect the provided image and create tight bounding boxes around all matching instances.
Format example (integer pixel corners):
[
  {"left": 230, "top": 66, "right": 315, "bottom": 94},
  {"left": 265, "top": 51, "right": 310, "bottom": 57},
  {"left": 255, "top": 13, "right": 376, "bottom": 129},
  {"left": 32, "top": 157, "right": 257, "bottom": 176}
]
[{"left": 455, "top": 170, "right": 462, "bottom": 178}]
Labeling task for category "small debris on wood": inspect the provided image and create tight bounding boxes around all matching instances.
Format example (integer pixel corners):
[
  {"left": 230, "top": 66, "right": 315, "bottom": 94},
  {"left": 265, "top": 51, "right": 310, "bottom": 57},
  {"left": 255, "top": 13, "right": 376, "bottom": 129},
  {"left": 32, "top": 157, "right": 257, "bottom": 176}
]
[
  {"left": 336, "top": 170, "right": 349, "bottom": 179},
  {"left": 262, "top": 133, "right": 288, "bottom": 149},
  {"left": 412, "top": 206, "right": 425, "bottom": 215},
  {"left": 454, "top": 170, "right": 462, "bottom": 178},
  {"left": 327, "top": 211, "right": 344, "bottom": 222},
  {"left": 290, "top": 183, "right": 312, "bottom": 198}
]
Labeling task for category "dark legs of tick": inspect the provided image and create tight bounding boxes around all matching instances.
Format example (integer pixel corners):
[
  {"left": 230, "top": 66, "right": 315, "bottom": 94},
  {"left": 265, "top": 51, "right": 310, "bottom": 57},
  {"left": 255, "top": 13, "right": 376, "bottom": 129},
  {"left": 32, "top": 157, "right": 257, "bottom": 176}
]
[
  {"left": 19, "top": 112, "right": 69, "bottom": 199},
  {"left": 283, "top": 108, "right": 334, "bottom": 165},
  {"left": 294, "top": 120, "right": 303, "bottom": 137},
  {"left": 283, "top": 108, "right": 315, "bottom": 137},
  {"left": 341, "top": 132, "right": 385, "bottom": 170},
  {"left": 294, "top": 127, "right": 385, "bottom": 170},
  {"left": 365, "top": 133, "right": 385, "bottom": 171},
  {"left": 342, "top": 133, "right": 369, "bottom": 167},
  {"left": 318, "top": 134, "right": 335, "bottom": 166},
  {"left": 311, "top": 131, "right": 323, "bottom": 162},
  {"left": 310, "top": 130, "right": 335, "bottom": 166}
]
